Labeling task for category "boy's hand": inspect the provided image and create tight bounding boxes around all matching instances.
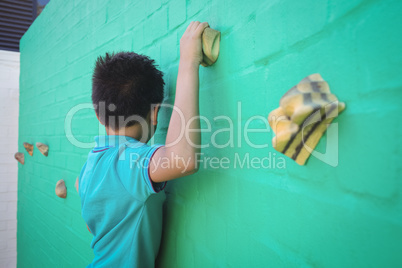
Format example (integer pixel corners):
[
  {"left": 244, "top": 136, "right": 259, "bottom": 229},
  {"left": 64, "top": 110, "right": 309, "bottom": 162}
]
[{"left": 180, "top": 21, "right": 209, "bottom": 66}]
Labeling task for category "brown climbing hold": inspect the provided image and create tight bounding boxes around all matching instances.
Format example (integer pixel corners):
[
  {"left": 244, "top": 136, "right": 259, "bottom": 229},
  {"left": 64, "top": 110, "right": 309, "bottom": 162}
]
[
  {"left": 23, "top": 142, "right": 34, "bottom": 156},
  {"left": 55, "top": 179, "right": 67, "bottom": 198},
  {"left": 14, "top": 152, "right": 24, "bottom": 164},
  {"left": 201, "top": 27, "right": 221, "bottom": 67},
  {"left": 36, "top": 142, "right": 49, "bottom": 157}
]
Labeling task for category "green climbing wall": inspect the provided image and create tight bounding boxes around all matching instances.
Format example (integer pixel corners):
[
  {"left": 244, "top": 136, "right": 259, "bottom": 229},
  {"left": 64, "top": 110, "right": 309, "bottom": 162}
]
[{"left": 18, "top": 0, "right": 402, "bottom": 267}]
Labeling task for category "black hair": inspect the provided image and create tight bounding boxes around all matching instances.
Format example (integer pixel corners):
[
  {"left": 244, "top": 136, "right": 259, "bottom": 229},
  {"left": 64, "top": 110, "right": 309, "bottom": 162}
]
[{"left": 92, "top": 51, "right": 164, "bottom": 130}]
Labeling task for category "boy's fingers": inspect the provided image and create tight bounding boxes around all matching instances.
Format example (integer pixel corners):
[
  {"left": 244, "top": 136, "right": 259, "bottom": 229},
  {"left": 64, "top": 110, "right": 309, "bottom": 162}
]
[
  {"left": 195, "top": 22, "right": 209, "bottom": 36},
  {"left": 184, "top": 21, "right": 195, "bottom": 34},
  {"left": 189, "top": 21, "right": 200, "bottom": 32}
]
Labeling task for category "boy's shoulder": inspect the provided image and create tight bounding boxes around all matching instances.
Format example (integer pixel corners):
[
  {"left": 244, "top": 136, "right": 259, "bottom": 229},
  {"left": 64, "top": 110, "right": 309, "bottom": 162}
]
[
  {"left": 90, "top": 135, "right": 161, "bottom": 160},
  {"left": 117, "top": 141, "right": 165, "bottom": 192},
  {"left": 121, "top": 140, "right": 162, "bottom": 161},
  {"left": 79, "top": 135, "right": 165, "bottom": 198}
]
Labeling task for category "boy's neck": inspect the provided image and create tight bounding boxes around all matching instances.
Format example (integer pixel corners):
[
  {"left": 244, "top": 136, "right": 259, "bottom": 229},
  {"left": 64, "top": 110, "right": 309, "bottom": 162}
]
[{"left": 105, "top": 124, "right": 144, "bottom": 141}]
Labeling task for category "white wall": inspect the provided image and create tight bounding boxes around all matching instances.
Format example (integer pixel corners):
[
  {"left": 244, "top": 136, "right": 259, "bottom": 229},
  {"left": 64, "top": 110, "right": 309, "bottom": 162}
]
[{"left": 0, "top": 50, "right": 19, "bottom": 268}]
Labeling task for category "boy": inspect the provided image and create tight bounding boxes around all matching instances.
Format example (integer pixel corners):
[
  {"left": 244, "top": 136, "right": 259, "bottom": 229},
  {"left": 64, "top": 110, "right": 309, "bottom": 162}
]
[{"left": 77, "top": 21, "right": 209, "bottom": 267}]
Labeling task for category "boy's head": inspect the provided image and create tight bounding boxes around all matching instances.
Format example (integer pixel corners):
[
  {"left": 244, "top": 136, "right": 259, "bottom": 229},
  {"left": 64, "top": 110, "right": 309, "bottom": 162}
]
[{"left": 92, "top": 51, "right": 164, "bottom": 135}]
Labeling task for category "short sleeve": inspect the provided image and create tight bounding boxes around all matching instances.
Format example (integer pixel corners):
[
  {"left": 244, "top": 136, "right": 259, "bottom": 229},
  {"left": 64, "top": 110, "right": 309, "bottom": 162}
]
[
  {"left": 116, "top": 143, "right": 166, "bottom": 199},
  {"left": 142, "top": 144, "right": 167, "bottom": 193}
]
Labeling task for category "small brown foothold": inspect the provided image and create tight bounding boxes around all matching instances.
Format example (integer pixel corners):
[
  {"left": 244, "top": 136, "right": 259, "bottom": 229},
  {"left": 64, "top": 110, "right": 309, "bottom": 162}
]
[
  {"left": 14, "top": 152, "right": 24, "bottom": 164},
  {"left": 201, "top": 27, "right": 221, "bottom": 67},
  {"left": 23, "top": 142, "right": 34, "bottom": 156},
  {"left": 36, "top": 142, "right": 49, "bottom": 157},
  {"left": 55, "top": 179, "right": 67, "bottom": 198}
]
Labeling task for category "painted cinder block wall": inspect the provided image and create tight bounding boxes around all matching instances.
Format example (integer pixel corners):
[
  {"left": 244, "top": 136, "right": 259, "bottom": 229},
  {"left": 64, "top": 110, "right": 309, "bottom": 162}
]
[{"left": 18, "top": 0, "right": 402, "bottom": 267}]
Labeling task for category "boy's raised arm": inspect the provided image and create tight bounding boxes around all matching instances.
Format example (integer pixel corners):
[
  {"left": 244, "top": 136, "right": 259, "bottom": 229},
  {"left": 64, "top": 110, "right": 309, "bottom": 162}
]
[{"left": 149, "top": 21, "right": 209, "bottom": 182}]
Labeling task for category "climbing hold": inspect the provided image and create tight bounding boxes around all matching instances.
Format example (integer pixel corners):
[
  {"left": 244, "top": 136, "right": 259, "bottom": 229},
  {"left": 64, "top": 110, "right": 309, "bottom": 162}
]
[
  {"left": 201, "top": 27, "right": 221, "bottom": 67},
  {"left": 36, "top": 142, "right": 49, "bottom": 157},
  {"left": 55, "top": 179, "right": 67, "bottom": 198},
  {"left": 268, "top": 73, "right": 345, "bottom": 165},
  {"left": 14, "top": 152, "right": 24, "bottom": 164},
  {"left": 23, "top": 142, "right": 34, "bottom": 156}
]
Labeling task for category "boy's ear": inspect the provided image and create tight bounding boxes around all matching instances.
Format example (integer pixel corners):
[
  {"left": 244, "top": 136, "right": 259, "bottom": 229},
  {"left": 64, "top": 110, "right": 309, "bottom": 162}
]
[
  {"left": 95, "top": 113, "right": 104, "bottom": 126},
  {"left": 151, "top": 104, "right": 161, "bottom": 126}
]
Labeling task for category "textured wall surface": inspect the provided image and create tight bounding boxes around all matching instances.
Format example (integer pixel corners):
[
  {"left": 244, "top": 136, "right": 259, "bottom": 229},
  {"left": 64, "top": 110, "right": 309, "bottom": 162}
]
[
  {"left": 0, "top": 50, "right": 19, "bottom": 268},
  {"left": 18, "top": 0, "right": 402, "bottom": 267}
]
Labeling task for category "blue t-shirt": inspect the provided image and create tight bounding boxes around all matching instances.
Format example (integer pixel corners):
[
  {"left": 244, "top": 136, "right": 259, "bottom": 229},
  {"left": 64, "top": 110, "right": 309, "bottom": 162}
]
[{"left": 78, "top": 135, "right": 166, "bottom": 267}]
